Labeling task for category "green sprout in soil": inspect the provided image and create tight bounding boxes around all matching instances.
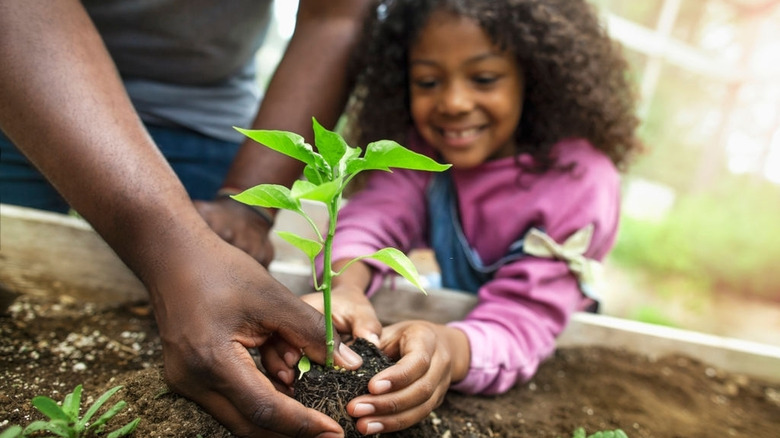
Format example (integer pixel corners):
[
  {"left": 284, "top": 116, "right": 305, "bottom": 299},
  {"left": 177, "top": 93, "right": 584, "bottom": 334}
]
[
  {"left": 233, "top": 118, "right": 450, "bottom": 367},
  {"left": 0, "top": 385, "right": 140, "bottom": 438},
  {"left": 567, "top": 427, "right": 629, "bottom": 438}
]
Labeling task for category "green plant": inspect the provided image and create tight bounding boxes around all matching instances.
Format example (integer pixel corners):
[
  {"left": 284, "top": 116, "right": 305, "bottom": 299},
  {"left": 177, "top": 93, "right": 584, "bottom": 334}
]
[
  {"left": 567, "top": 427, "right": 629, "bottom": 438},
  {"left": 232, "top": 118, "right": 450, "bottom": 367},
  {"left": 0, "top": 385, "right": 139, "bottom": 438}
]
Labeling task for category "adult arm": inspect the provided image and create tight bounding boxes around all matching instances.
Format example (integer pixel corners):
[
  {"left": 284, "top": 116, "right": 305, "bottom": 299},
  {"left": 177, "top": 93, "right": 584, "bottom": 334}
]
[
  {"left": 196, "top": 0, "right": 373, "bottom": 265},
  {"left": 0, "top": 2, "right": 361, "bottom": 437}
]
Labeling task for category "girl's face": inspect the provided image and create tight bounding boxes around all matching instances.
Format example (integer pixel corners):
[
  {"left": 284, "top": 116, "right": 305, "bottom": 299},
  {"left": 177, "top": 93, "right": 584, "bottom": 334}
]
[{"left": 409, "top": 10, "right": 524, "bottom": 169}]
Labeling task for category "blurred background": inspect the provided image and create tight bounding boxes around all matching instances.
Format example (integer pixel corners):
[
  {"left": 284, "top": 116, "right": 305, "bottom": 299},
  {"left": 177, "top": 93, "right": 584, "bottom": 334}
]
[{"left": 259, "top": 0, "right": 780, "bottom": 346}]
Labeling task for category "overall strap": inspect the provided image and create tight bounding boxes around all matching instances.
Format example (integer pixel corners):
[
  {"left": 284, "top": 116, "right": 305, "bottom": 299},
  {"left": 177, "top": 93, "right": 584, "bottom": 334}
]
[
  {"left": 426, "top": 171, "right": 602, "bottom": 312},
  {"left": 426, "top": 171, "right": 526, "bottom": 294}
]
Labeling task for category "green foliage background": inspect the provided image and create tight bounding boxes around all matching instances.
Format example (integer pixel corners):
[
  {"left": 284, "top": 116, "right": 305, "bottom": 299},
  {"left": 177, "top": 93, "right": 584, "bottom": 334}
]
[{"left": 587, "top": 0, "right": 780, "bottom": 310}]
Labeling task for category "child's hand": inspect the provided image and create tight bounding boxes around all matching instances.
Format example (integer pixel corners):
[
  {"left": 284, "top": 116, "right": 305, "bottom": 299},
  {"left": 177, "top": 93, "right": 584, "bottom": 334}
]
[
  {"left": 300, "top": 283, "right": 382, "bottom": 345},
  {"left": 346, "top": 320, "right": 471, "bottom": 435}
]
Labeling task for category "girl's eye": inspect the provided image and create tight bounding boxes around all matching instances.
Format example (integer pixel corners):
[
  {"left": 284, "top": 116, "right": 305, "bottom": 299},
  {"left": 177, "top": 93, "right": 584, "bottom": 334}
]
[
  {"left": 473, "top": 75, "right": 499, "bottom": 86},
  {"left": 412, "top": 78, "right": 438, "bottom": 89}
]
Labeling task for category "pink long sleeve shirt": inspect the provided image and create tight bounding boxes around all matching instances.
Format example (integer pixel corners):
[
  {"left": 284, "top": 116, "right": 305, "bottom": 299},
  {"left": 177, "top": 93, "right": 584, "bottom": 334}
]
[{"left": 329, "top": 137, "right": 621, "bottom": 395}]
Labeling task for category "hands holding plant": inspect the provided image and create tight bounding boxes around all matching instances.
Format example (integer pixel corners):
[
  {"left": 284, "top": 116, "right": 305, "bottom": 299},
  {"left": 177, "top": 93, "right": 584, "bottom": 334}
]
[{"left": 230, "top": 118, "right": 454, "bottom": 434}]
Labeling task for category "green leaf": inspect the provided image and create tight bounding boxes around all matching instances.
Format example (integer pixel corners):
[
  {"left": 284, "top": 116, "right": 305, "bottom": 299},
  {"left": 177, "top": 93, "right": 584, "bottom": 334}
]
[
  {"left": 21, "top": 421, "right": 52, "bottom": 436},
  {"left": 290, "top": 179, "right": 341, "bottom": 204},
  {"left": 572, "top": 427, "right": 586, "bottom": 438},
  {"left": 347, "top": 140, "right": 451, "bottom": 174},
  {"left": 357, "top": 248, "right": 427, "bottom": 293},
  {"left": 88, "top": 401, "right": 126, "bottom": 432},
  {"left": 61, "top": 385, "right": 82, "bottom": 423},
  {"left": 78, "top": 385, "right": 123, "bottom": 430},
  {"left": 297, "top": 356, "right": 311, "bottom": 380},
  {"left": 33, "top": 419, "right": 71, "bottom": 437},
  {"left": 303, "top": 164, "right": 326, "bottom": 185},
  {"left": 107, "top": 418, "right": 140, "bottom": 438},
  {"left": 591, "top": 431, "right": 629, "bottom": 438},
  {"left": 0, "top": 425, "right": 22, "bottom": 438},
  {"left": 234, "top": 127, "right": 330, "bottom": 175},
  {"left": 339, "top": 144, "right": 363, "bottom": 178},
  {"left": 232, "top": 184, "right": 301, "bottom": 212},
  {"left": 312, "top": 117, "right": 348, "bottom": 174},
  {"left": 276, "top": 231, "right": 323, "bottom": 260},
  {"left": 31, "top": 396, "right": 69, "bottom": 422}
]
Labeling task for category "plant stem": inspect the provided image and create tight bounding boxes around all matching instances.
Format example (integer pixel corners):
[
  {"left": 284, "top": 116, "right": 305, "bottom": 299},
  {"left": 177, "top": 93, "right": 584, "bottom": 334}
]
[{"left": 322, "top": 196, "right": 340, "bottom": 368}]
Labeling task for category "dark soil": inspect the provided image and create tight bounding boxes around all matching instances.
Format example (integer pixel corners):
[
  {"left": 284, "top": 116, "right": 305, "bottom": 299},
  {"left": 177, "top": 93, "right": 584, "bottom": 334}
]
[
  {"left": 1, "top": 293, "right": 779, "bottom": 438},
  {"left": 294, "top": 338, "right": 412, "bottom": 438}
]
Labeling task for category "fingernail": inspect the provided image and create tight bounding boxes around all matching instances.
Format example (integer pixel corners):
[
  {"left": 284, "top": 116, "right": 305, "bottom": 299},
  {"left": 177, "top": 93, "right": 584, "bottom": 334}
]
[
  {"left": 367, "top": 333, "right": 380, "bottom": 346},
  {"left": 373, "top": 379, "right": 391, "bottom": 394},
  {"left": 365, "top": 422, "right": 384, "bottom": 435},
  {"left": 283, "top": 351, "right": 298, "bottom": 367},
  {"left": 352, "top": 402, "right": 375, "bottom": 417},
  {"left": 277, "top": 370, "right": 290, "bottom": 384},
  {"left": 339, "top": 343, "right": 362, "bottom": 368}
]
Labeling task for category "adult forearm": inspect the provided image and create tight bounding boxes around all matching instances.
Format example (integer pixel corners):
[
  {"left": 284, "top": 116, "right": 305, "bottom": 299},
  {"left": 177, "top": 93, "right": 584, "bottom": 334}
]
[
  {"left": 0, "top": 1, "right": 202, "bottom": 285},
  {"left": 222, "top": 0, "right": 372, "bottom": 192}
]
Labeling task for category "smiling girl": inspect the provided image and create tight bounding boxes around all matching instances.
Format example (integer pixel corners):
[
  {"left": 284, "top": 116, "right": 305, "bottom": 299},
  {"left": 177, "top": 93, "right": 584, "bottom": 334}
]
[{"left": 291, "top": 0, "right": 642, "bottom": 434}]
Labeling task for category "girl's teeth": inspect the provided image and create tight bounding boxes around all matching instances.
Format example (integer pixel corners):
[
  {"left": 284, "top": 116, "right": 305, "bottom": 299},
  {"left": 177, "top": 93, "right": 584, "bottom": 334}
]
[{"left": 443, "top": 128, "right": 479, "bottom": 138}]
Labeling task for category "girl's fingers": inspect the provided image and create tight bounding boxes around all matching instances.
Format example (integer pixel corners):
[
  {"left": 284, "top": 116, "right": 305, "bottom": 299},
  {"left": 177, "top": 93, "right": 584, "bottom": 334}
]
[
  {"left": 353, "top": 379, "right": 448, "bottom": 434},
  {"left": 374, "top": 323, "right": 439, "bottom": 391}
]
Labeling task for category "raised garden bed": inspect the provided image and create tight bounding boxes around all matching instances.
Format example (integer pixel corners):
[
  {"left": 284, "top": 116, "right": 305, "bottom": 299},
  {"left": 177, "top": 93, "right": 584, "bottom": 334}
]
[{"left": 1, "top": 204, "right": 778, "bottom": 437}]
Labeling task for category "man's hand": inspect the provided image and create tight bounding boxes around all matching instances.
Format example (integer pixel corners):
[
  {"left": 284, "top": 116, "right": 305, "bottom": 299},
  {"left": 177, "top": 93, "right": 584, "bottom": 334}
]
[
  {"left": 195, "top": 197, "right": 275, "bottom": 266},
  {"left": 151, "top": 232, "right": 364, "bottom": 437}
]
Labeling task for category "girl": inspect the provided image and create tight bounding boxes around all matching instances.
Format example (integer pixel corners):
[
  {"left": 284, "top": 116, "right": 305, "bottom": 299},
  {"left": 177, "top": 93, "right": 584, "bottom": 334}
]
[{"left": 285, "top": 0, "right": 641, "bottom": 434}]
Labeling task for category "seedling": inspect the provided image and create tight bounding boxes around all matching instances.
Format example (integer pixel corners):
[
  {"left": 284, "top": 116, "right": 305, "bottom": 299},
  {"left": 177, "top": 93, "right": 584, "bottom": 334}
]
[
  {"left": 567, "top": 427, "right": 629, "bottom": 438},
  {"left": 0, "top": 384, "right": 140, "bottom": 438},
  {"left": 233, "top": 118, "right": 450, "bottom": 367}
]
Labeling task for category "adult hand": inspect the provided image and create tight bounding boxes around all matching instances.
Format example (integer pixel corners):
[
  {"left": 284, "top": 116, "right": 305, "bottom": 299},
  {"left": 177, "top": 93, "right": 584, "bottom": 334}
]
[
  {"left": 151, "top": 230, "right": 364, "bottom": 437},
  {"left": 346, "top": 321, "right": 471, "bottom": 435},
  {"left": 264, "top": 283, "right": 382, "bottom": 388},
  {"left": 195, "top": 197, "right": 275, "bottom": 266}
]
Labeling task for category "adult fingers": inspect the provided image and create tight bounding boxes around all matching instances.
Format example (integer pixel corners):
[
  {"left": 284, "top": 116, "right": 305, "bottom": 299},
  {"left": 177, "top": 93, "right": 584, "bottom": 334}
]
[
  {"left": 176, "top": 342, "right": 344, "bottom": 438},
  {"left": 194, "top": 199, "right": 275, "bottom": 266}
]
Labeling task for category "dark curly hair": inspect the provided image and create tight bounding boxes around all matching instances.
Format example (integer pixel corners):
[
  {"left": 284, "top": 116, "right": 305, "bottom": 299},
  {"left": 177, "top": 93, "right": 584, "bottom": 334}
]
[{"left": 343, "top": 0, "right": 642, "bottom": 172}]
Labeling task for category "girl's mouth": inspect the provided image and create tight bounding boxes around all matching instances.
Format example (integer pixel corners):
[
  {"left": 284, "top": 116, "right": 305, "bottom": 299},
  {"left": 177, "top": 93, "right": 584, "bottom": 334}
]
[{"left": 438, "top": 126, "right": 485, "bottom": 147}]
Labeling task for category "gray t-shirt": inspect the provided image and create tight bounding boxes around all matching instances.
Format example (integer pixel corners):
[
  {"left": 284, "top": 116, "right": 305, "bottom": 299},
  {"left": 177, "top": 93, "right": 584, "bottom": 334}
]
[{"left": 84, "top": 0, "right": 273, "bottom": 143}]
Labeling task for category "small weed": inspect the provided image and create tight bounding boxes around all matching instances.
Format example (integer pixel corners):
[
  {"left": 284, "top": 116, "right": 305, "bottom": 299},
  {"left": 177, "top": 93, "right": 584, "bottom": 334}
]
[
  {"left": 567, "top": 427, "right": 629, "bottom": 438},
  {"left": 0, "top": 385, "right": 139, "bottom": 438}
]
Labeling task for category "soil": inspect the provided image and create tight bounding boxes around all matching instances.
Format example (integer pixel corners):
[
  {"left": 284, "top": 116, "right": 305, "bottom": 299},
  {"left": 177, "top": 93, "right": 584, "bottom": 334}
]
[
  {"left": 1, "top": 293, "right": 779, "bottom": 438},
  {"left": 293, "top": 338, "right": 412, "bottom": 438}
]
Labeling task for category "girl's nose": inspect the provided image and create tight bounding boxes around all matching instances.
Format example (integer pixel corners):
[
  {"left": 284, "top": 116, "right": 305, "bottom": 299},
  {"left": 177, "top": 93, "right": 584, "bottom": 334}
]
[{"left": 437, "top": 82, "right": 473, "bottom": 115}]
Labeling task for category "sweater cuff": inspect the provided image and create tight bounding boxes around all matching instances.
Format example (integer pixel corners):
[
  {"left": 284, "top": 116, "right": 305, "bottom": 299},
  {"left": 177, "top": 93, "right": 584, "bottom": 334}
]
[{"left": 446, "top": 320, "right": 538, "bottom": 395}]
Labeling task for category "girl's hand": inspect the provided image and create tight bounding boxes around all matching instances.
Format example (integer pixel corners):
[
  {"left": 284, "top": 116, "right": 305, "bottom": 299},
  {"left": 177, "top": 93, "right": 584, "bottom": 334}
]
[
  {"left": 300, "top": 283, "right": 382, "bottom": 345},
  {"left": 346, "top": 320, "right": 471, "bottom": 435}
]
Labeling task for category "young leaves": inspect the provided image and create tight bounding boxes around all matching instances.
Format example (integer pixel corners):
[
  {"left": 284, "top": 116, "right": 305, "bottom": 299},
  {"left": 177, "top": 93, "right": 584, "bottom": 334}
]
[
  {"left": 1, "top": 385, "right": 139, "bottom": 438},
  {"left": 570, "top": 427, "right": 629, "bottom": 438},
  {"left": 233, "top": 118, "right": 450, "bottom": 367},
  {"left": 233, "top": 117, "right": 450, "bottom": 286}
]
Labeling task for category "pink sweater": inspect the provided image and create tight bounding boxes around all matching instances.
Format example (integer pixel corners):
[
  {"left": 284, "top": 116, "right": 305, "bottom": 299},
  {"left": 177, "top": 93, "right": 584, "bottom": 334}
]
[{"left": 329, "top": 138, "right": 621, "bottom": 394}]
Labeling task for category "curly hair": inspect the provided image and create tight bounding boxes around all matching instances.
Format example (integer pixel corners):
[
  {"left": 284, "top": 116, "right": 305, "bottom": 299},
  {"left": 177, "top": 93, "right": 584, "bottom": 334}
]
[{"left": 343, "top": 0, "right": 642, "bottom": 172}]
